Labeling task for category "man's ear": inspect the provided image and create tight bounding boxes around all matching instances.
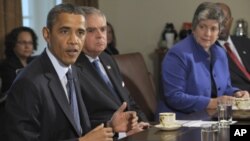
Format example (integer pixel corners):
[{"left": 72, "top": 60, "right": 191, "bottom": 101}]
[{"left": 42, "top": 27, "right": 50, "bottom": 43}]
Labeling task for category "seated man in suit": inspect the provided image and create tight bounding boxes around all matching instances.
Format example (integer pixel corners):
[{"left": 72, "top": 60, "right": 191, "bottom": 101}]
[
  {"left": 217, "top": 3, "right": 250, "bottom": 92},
  {"left": 75, "top": 6, "right": 150, "bottom": 137},
  {"left": 4, "top": 3, "right": 138, "bottom": 141}
]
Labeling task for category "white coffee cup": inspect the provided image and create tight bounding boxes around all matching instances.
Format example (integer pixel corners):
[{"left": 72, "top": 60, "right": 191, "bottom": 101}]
[
  {"left": 235, "top": 98, "right": 250, "bottom": 110},
  {"left": 159, "top": 112, "right": 176, "bottom": 127}
]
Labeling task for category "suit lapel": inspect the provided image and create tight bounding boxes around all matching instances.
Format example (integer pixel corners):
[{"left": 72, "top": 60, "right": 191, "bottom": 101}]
[
  {"left": 231, "top": 36, "right": 250, "bottom": 72},
  {"left": 42, "top": 52, "right": 82, "bottom": 136},
  {"left": 99, "top": 54, "right": 127, "bottom": 103},
  {"left": 226, "top": 53, "right": 247, "bottom": 79},
  {"left": 217, "top": 39, "right": 249, "bottom": 81},
  {"left": 77, "top": 53, "right": 122, "bottom": 106},
  {"left": 230, "top": 37, "right": 250, "bottom": 81},
  {"left": 72, "top": 66, "right": 91, "bottom": 134}
]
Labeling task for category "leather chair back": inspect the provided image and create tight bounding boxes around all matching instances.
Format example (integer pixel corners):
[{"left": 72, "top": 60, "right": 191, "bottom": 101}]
[{"left": 113, "top": 52, "right": 156, "bottom": 121}]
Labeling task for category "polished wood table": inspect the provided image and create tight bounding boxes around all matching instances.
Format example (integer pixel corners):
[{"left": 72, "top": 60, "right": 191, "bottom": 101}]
[
  {"left": 118, "top": 110, "right": 250, "bottom": 141},
  {"left": 119, "top": 126, "right": 201, "bottom": 141}
]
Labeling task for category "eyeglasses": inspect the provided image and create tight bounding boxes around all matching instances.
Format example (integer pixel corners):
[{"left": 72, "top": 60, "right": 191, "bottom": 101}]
[{"left": 17, "top": 41, "right": 33, "bottom": 46}]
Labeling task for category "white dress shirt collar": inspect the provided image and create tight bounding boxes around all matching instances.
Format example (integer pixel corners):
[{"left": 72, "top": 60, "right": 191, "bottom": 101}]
[
  {"left": 218, "top": 36, "right": 244, "bottom": 65},
  {"left": 85, "top": 54, "right": 99, "bottom": 63},
  {"left": 46, "top": 48, "right": 70, "bottom": 79}
]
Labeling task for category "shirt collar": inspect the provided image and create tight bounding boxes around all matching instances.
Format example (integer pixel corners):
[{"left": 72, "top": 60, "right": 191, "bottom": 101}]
[
  {"left": 218, "top": 36, "right": 233, "bottom": 49},
  {"left": 85, "top": 54, "right": 100, "bottom": 63},
  {"left": 46, "top": 48, "right": 70, "bottom": 80}
]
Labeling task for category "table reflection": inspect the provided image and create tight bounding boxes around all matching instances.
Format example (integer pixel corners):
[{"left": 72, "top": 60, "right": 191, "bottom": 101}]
[
  {"left": 118, "top": 110, "right": 250, "bottom": 141},
  {"left": 155, "top": 128, "right": 182, "bottom": 141}
]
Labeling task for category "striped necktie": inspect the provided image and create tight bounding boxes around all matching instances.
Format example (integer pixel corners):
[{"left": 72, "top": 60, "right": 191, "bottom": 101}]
[
  {"left": 66, "top": 68, "right": 82, "bottom": 133},
  {"left": 224, "top": 42, "right": 250, "bottom": 80},
  {"left": 92, "top": 59, "right": 121, "bottom": 102}
]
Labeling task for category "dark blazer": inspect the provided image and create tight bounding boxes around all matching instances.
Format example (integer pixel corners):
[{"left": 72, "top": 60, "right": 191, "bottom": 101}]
[
  {"left": 4, "top": 50, "right": 91, "bottom": 141},
  {"left": 104, "top": 45, "right": 119, "bottom": 55},
  {"left": 228, "top": 36, "right": 250, "bottom": 92},
  {"left": 0, "top": 55, "right": 35, "bottom": 93},
  {"left": 75, "top": 52, "right": 147, "bottom": 128}
]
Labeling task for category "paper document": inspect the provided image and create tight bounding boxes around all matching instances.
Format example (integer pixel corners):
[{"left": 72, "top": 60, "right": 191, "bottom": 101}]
[{"left": 176, "top": 120, "right": 237, "bottom": 127}]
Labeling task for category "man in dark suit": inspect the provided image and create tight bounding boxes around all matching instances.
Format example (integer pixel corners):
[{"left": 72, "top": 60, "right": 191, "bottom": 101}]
[
  {"left": 75, "top": 7, "right": 149, "bottom": 137},
  {"left": 217, "top": 3, "right": 250, "bottom": 92},
  {"left": 4, "top": 4, "right": 138, "bottom": 141}
]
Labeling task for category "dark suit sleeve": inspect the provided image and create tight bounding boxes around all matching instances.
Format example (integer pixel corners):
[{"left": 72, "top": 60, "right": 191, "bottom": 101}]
[
  {"left": 0, "top": 63, "right": 18, "bottom": 93},
  {"left": 5, "top": 79, "right": 42, "bottom": 141},
  {"left": 127, "top": 94, "right": 148, "bottom": 122},
  {"left": 5, "top": 78, "right": 80, "bottom": 141}
]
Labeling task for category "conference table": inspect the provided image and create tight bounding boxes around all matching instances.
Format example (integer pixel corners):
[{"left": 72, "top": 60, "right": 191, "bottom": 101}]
[{"left": 118, "top": 109, "right": 250, "bottom": 141}]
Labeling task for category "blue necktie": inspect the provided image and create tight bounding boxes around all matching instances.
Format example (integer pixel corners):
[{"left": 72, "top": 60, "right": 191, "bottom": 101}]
[
  {"left": 92, "top": 59, "right": 120, "bottom": 101},
  {"left": 66, "top": 69, "right": 82, "bottom": 134}
]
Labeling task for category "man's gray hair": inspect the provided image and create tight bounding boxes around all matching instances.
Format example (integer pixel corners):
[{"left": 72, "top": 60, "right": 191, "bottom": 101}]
[{"left": 81, "top": 6, "right": 106, "bottom": 21}]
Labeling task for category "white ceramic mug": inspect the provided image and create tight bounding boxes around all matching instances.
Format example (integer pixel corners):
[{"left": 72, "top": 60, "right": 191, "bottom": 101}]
[
  {"left": 235, "top": 98, "right": 250, "bottom": 110},
  {"left": 159, "top": 112, "right": 176, "bottom": 127}
]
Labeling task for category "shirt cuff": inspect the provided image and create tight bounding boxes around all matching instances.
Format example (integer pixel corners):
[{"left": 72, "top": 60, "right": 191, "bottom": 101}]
[{"left": 118, "top": 132, "right": 127, "bottom": 139}]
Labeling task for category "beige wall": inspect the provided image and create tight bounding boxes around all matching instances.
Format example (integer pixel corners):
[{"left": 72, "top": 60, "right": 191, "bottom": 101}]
[{"left": 99, "top": 0, "right": 250, "bottom": 82}]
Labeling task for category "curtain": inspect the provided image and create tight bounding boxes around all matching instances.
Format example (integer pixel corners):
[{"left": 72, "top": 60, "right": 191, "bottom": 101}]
[
  {"left": 0, "top": 0, "right": 22, "bottom": 60},
  {"left": 63, "top": 0, "right": 98, "bottom": 8}
]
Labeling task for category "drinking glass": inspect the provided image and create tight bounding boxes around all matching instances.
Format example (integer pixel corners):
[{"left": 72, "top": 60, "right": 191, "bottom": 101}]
[
  {"left": 217, "top": 97, "right": 233, "bottom": 127},
  {"left": 201, "top": 124, "right": 219, "bottom": 141}
]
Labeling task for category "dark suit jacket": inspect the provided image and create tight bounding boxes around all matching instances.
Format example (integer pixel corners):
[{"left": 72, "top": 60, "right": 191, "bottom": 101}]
[
  {"left": 0, "top": 55, "right": 35, "bottom": 93},
  {"left": 75, "top": 52, "right": 147, "bottom": 128},
  {"left": 228, "top": 36, "right": 250, "bottom": 91},
  {"left": 4, "top": 50, "right": 91, "bottom": 141}
]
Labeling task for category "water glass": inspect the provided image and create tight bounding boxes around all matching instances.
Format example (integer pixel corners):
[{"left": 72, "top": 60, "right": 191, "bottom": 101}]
[
  {"left": 217, "top": 97, "right": 233, "bottom": 127},
  {"left": 201, "top": 124, "right": 219, "bottom": 141}
]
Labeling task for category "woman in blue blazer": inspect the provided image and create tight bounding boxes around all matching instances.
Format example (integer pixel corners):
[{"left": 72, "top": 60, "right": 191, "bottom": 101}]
[{"left": 156, "top": 2, "right": 249, "bottom": 118}]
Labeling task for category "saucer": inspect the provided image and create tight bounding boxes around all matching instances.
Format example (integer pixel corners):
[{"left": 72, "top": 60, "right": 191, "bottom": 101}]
[
  {"left": 155, "top": 123, "right": 182, "bottom": 131},
  {"left": 233, "top": 106, "right": 250, "bottom": 110}
]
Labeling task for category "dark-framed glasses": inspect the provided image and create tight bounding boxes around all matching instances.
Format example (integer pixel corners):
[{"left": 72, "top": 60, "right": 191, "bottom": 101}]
[{"left": 17, "top": 41, "right": 33, "bottom": 46}]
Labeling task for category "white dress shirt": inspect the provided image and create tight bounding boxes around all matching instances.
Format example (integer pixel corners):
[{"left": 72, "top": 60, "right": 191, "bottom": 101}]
[
  {"left": 218, "top": 36, "right": 244, "bottom": 66},
  {"left": 46, "top": 48, "right": 71, "bottom": 102}
]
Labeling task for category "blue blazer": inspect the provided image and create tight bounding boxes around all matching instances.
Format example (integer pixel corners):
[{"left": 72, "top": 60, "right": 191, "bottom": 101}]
[{"left": 156, "top": 34, "right": 238, "bottom": 118}]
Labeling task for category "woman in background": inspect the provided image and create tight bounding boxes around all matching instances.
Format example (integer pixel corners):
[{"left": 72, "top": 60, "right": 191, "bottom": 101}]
[
  {"left": 0, "top": 26, "right": 38, "bottom": 94},
  {"left": 104, "top": 22, "right": 119, "bottom": 55}
]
